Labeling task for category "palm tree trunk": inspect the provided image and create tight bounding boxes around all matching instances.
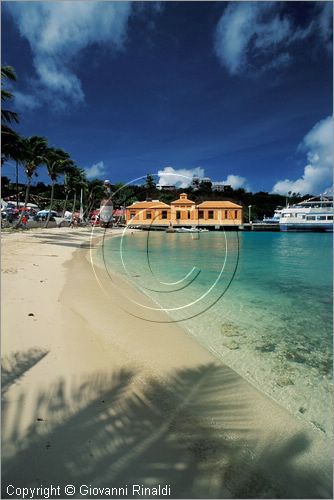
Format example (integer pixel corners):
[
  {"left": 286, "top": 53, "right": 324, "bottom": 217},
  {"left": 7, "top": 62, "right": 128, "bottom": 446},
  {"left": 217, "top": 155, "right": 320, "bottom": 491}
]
[
  {"left": 45, "top": 181, "right": 55, "bottom": 228},
  {"left": 84, "top": 198, "right": 95, "bottom": 220},
  {"left": 71, "top": 191, "right": 77, "bottom": 216},
  {"left": 16, "top": 160, "right": 19, "bottom": 210},
  {"left": 16, "top": 176, "right": 31, "bottom": 227},
  {"left": 62, "top": 191, "right": 69, "bottom": 217}
]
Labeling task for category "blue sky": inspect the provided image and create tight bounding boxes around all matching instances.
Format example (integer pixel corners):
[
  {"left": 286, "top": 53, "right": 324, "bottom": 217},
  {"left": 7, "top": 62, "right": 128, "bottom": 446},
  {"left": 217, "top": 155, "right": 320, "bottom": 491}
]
[{"left": 2, "top": 1, "right": 333, "bottom": 194}]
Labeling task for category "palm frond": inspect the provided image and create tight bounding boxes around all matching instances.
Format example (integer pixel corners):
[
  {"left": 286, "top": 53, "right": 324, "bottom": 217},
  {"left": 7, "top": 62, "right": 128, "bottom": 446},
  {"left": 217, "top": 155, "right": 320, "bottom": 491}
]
[
  {"left": 1, "top": 109, "right": 19, "bottom": 124},
  {"left": 1, "top": 66, "right": 17, "bottom": 82},
  {"left": 1, "top": 89, "right": 14, "bottom": 101}
]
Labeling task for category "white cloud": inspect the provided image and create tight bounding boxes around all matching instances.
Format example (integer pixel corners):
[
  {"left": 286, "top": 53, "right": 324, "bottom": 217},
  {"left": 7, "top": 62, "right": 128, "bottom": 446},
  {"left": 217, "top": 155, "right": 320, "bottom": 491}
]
[
  {"left": 6, "top": 2, "right": 132, "bottom": 106},
  {"left": 157, "top": 167, "right": 250, "bottom": 191},
  {"left": 317, "top": 2, "right": 333, "bottom": 51},
  {"left": 85, "top": 161, "right": 107, "bottom": 180},
  {"left": 214, "top": 3, "right": 331, "bottom": 76},
  {"left": 222, "top": 174, "right": 250, "bottom": 191},
  {"left": 14, "top": 91, "right": 41, "bottom": 111},
  {"left": 157, "top": 166, "right": 205, "bottom": 188},
  {"left": 272, "top": 116, "right": 333, "bottom": 195}
]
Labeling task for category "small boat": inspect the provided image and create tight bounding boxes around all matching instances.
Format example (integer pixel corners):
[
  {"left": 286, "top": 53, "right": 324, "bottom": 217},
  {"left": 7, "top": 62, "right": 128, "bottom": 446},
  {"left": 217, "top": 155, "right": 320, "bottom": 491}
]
[{"left": 175, "top": 227, "right": 209, "bottom": 233}]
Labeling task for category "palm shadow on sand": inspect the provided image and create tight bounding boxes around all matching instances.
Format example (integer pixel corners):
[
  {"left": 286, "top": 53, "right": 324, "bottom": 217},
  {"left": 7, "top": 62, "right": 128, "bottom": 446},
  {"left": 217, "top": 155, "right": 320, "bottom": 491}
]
[{"left": 1, "top": 350, "right": 332, "bottom": 499}]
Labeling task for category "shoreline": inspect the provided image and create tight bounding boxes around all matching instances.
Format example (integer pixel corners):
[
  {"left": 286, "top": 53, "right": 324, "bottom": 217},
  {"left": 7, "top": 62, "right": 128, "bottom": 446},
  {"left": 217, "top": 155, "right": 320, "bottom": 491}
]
[
  {"left": 94, "top": 231, "right": 333, "bottom": 437},
  {"left": 2, "top": 227, "right": 332, "bottom": 498}
]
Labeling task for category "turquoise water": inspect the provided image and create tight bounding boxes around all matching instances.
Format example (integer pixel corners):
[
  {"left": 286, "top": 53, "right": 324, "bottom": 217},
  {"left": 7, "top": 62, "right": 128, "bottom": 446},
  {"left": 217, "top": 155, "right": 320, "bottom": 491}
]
[{"left": 97, "top": 231, "right": 333, "bottom": 434}]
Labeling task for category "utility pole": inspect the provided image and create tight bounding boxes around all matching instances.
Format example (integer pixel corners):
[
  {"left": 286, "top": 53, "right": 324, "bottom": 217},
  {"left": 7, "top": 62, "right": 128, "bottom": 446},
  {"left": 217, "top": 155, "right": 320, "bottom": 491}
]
[
  {"left": 248, "top": 205, "right": 252, "bottom": 223},
  {"left": 16, "top": 160, "right": 19, "bottom": 210}
]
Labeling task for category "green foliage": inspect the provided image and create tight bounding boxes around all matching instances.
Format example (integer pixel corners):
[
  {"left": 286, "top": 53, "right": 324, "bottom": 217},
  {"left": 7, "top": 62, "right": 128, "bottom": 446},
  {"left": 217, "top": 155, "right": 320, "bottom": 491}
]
[
  {"left": 44, "top": 147, "right": 72, "bottom": 182},
  {"left": 20, "top": 136, "right": 48, "bottom": 178},
  {"left": 64, "top": 166, "right": 87, "bottom": 195},
  {"left": 198, "top": 180, "right": 212, "bottom": 195},
  {"left": 145, "top": 173, "right": 156, "bottom": 190},
  {"left": 1, "top": 66, "right": 19, "bottom": 125},
  {"left": 111, "top": 183, "right": 138, "bottom": 208},
  {"left": 1, "top": 66, "right": 21, "bottom": 165},
  {"left": 144, "top": 173, "right": 159, "bottom": 200}
]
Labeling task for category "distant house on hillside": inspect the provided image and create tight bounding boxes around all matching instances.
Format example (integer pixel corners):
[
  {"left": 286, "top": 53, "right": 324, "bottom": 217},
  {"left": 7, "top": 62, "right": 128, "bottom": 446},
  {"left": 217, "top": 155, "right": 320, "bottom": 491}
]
[
  {"left": 156, "top": 184, "right": 176, "bottom": 191},
  {"left": 212, "top": 182, "right": 232, "bottom": 192}
]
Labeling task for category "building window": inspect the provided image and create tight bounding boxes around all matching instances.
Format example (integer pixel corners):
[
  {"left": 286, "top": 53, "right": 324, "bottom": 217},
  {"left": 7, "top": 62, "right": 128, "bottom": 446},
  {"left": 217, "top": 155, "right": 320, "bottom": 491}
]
[
  {"left": 161, "top": 210, "right": 167, "bottom": 219},
  {"left": 187, "top": 211, "right": 191, "bottom": 219},
  {"left": 327, "top": 215, "right": 333, "bottom": 220},
  {"left": 208, "top": 210, "right": 214, "bottom": 219},
  {"left": 198, "top": 210, "right": 204, "bottom": 219},
  {"left": 130, "top": 212, "right": 136, "bottom": 219},
  {"left": 146, "top": 211, "right": 152, "bottom": 219},
  {"left": 176, "top": 211, "right": 181, "bottom": 219},
  {"left": 225, "top": 210, "right": 228, "bottom": 219},
  {"left": 234, "top": 210, "right": 238, "bottom": 219}
]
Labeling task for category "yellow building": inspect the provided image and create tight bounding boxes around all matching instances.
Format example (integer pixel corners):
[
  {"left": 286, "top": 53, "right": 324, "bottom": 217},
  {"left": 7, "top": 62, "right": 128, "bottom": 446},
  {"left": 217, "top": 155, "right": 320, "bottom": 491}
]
[
  {"left": 170, "top": 193, "right": 196, "bottom": 224},
  {"left": 126, "top": 193, "right": 243, "bottom": 229},
  {"left": 196, "top": 200, "right": 243, "bottom": 226},
  {"left": 125, "top": 200, "right": 171, "bottom": 227}
]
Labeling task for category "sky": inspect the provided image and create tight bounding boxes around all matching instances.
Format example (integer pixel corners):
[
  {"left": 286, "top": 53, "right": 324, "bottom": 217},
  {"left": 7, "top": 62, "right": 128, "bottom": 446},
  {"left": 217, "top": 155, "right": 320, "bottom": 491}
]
[{"left": 2, "top": 1, "right": 333, "bottom": 195}]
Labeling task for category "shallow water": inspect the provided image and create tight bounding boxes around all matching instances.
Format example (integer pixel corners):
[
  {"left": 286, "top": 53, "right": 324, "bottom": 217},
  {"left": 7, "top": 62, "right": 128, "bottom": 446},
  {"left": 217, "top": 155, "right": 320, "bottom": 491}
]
[{"left": 98, "top": 230, "right": 333, "bottom": 435}]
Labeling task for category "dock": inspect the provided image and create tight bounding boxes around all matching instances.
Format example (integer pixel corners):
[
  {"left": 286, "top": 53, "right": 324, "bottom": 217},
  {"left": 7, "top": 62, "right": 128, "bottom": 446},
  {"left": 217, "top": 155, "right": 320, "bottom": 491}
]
[{"left": 240, "top": 223, "right": 280, "bottom": 231}]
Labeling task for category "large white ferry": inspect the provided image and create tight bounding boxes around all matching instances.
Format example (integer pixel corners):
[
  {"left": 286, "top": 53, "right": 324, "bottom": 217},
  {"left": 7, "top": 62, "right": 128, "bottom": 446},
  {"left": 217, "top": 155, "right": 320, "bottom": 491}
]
[{"left": 279, "top": 195, "right": 333, "bottom": 232}]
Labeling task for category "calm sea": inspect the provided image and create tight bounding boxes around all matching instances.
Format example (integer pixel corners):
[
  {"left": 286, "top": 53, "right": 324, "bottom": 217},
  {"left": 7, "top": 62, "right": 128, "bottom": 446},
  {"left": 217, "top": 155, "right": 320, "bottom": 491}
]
[{"left": 98, "top": 231, "right": 333, "bottom": 435}]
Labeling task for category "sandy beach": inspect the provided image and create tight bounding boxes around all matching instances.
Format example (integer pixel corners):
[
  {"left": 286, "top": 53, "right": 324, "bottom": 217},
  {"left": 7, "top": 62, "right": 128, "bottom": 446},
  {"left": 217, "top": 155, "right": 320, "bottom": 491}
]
[{"left": 1, "top": 227, "right": 332, "bottom": 499}]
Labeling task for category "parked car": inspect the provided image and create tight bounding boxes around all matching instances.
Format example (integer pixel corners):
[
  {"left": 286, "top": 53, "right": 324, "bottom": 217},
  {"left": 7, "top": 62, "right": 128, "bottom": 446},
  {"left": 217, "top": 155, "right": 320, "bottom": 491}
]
[{"left": 34, "top": 214, "right": 56, "bottom": 222}]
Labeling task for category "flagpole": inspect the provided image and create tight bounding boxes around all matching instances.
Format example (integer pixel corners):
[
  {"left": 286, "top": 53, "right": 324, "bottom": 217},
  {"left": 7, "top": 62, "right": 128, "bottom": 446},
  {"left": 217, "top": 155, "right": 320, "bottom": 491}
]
[{"left": 80, "top": 188, "right": 83, "bottom": 222}]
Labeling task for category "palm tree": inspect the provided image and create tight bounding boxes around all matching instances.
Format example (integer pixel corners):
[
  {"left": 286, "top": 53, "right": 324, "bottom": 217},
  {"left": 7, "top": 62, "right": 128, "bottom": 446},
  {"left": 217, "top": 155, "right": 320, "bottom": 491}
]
[
  {"left": 1, "top": 66, "right": 19, "bottom": 127},
  {"left": 62, "top": 167, "right": 76, "bottom": 216},
  {"left": 16, "top": 136, "right": 48, "bottom": 226},
  {"left": 71, "top": 168, "right": 87, "bottom": 214},
  {"left": 1, "top": 65, "right": 25, "bottom": 212},
  {"left": 1, "top": 126, "right": 21, "bottom": 165},
  {"left": 85, "top": 179, "right": 105, "bottom": 218},
  {"left": 1, "top": 66, "right": 20, "bottom": 167},
  {"left": 61, "top": 166, "right": 87, "bottom": 217},
  {"left": 2, "top": 130, "right": 24, "bottom": 210},
  {"left": 43, "top": 147, "right": 73, "bottom": 227}
]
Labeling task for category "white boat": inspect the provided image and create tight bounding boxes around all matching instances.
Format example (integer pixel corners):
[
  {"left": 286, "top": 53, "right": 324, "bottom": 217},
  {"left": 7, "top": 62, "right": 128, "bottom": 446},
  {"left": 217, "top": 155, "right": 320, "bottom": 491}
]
[
  {"left": 279, "top": 195, "right": 333, "bottom": 232},
  {"left": 263, "top": 209, "right": 283, "bottom": 224},
  {"left": 175, "top": 227, "right": 209, "bottom": 233}
]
